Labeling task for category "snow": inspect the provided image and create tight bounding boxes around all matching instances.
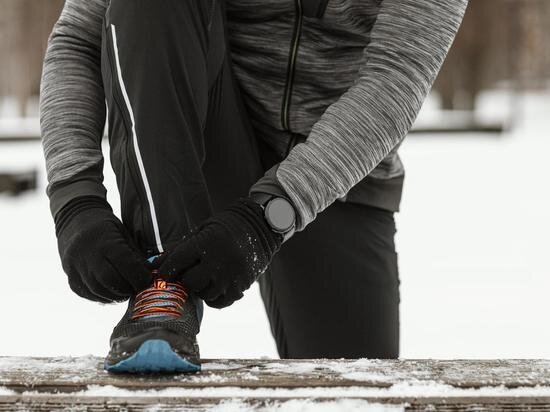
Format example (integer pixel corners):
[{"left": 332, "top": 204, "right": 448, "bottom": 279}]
[
  {"left": 203, "top": 362, "right": 248, "bottom": 371},
  {"left": 0, "top": 387, "right": 15, "bottom": 396},
  {"left": 5, "top": 380, "right": 550, "bottom": 399},
  {"left": 207, "top": 400, "right": 403, "bottom": 412},
  {"left": 0, "top": 91, "right": 549, "bottom": 359},
  {"left": 398, "top": 92, "right": 550, "bottom": 358},
  {"left": 69, "top": 383, "right": 550, "bottom": 398},
  {"left": 0, "top": 356, "right": 101, "bottom": 383},
  {"left": 255, "top": 359, "right": 401, "bottom": 383}
]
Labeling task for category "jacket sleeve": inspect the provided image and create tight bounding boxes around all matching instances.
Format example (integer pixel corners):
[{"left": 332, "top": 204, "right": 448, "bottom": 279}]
[
  {"left": 253, "top": 0, "right": 468, "bottom": 231},
  {"left": 40, "top": 0, "right": 108, "bottom": 219}
]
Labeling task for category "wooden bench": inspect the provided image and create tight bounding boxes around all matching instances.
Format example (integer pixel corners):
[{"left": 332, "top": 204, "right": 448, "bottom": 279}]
[{"left": 2, "top": 357, "right": 550, "bottom": 411}]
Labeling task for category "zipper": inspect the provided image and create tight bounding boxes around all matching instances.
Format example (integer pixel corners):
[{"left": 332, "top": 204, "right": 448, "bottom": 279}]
[{"left": 281, "top": 0, "right": 304, "bottom": 132}]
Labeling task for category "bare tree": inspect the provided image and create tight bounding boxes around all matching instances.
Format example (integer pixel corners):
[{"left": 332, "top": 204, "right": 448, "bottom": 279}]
[
  {"left": 0, "top": 0, "right": 63, "bottom": 116},
  {"left": 434, "top": 0, "right": 550, "bottom": 111},
  {"left": 0, "top": 0, "right": 549, "bottom": 117}
]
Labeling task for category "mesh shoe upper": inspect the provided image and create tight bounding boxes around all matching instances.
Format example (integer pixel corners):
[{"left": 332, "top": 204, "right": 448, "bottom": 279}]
[{"left": 107, "top": 277, "right": 202, "bottom": 364}]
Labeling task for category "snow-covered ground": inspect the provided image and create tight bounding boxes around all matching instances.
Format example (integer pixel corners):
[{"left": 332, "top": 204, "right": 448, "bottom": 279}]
[{"left": 0, "top": 92, "right": 548, "bottom": 359}]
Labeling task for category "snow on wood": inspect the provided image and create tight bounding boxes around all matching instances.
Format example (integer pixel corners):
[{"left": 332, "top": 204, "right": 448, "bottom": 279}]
[{"left": 2, "top": 358, "right": 550, "bottom": 410}]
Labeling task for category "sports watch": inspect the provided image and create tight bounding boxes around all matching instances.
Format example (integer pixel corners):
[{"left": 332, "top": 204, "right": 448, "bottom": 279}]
[{"left": 250, "top": 193, "right": 296, "bottom": 243}]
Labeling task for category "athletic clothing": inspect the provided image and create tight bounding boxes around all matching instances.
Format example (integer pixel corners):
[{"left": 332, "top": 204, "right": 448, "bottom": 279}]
[
  {"left": 105, "top": 278, "right": 202, "bottom": 373},
  {"left": 258, "top": 138, "right": 400, "bottom": 358},
  {"left": 41, "top": 0, "right": 467, "bottom": 230},
  {"left": 42, "top": 0, "right": 401, "bottom": 358},
  {"left": 227, "top": 0, "right": 467, "bottom": 228}
]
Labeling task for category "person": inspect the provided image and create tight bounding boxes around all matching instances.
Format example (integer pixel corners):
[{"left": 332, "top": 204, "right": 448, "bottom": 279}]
[{"left": 40, "top": 0, "right": 467, "bottom": 373}]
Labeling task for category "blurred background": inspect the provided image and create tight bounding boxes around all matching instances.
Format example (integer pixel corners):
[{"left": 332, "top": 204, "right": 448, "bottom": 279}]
[{"left": 0, "top": 0, "right": 549, "bottom": 359}]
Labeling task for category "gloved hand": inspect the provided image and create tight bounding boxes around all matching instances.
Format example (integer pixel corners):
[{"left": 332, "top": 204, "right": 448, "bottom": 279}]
[
  {"left": 55, "top": 196, "right": 152, "bottom": 303},
  {"left": 158, "top": 197, "right": 282, "bottom": 309}
]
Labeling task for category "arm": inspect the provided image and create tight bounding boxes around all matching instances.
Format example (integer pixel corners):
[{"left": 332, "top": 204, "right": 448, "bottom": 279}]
[
  {"left": 156, "top": 0, "right": 468, "bottom": 307},
  {"left": 253, "top": 0, "right": 469, "bottom": 230},
  {"left": 40, "top": 0, "right": 108, "bottom": 218},
  {"left": 40, "top": 0, "right": 151, "bottom": 302}
]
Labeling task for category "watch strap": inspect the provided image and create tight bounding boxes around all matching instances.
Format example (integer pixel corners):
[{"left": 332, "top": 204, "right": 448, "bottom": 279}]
[{"left": 250, "top": 193, "right": 296, "bottom": 242}]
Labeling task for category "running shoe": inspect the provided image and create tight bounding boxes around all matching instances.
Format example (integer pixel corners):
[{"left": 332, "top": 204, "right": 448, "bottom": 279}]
[{"left": 104, "top": 274, "right": 202, "bottom": 373}]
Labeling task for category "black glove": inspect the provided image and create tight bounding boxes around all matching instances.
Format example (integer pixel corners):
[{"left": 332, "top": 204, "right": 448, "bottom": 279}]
[
  {"left": 56, "top": 196, "right": 152, "bottom": 303},
  {"left": 158, "top": 197, "right": 282, "bottom": 308}
]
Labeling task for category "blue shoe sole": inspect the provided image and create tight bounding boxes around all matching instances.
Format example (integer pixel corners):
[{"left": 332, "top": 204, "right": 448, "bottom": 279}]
[{"left": 104, "top": 339, "right": 201, "bottom": 374}]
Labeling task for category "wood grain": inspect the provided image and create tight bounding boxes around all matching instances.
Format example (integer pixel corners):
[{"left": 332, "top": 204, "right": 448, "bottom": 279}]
[{"left": 2, "top": 357, "right": 550, "bottom": 410}]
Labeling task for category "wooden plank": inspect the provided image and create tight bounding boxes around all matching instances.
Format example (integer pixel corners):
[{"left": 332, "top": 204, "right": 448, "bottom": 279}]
[
  {"left": 3, "top": 358, "right": 550, "bottom": 391},
  {"left": 3, "top": 395, "right": 550, "bottom": 411},
  {"left": 2, "top": 358, "right": 550, "bottom": 410}
]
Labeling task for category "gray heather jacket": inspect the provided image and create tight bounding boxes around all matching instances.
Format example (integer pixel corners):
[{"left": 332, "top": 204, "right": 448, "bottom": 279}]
[{"left": 41, "top": 0, "right": 467, "bottom": 230}]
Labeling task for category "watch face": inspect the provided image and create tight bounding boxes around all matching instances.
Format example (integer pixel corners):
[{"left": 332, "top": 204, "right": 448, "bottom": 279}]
[{"left": 265, "top": 198, "right": 296, "bottom": 233}]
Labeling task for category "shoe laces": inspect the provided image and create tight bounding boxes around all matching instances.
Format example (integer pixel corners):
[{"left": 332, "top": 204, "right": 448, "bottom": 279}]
[{"left": 131, "top": 272, "right": 188, "bottom": 320}]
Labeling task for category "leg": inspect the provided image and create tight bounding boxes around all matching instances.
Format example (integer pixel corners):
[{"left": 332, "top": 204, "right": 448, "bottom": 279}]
[
  {"left": 101, "top": 0, "right": 263, "bottom": 373},
  {"left": 259, "top": 178, "right": 400, "bottom": 358},
  {"left": 201, "top": 40, "right": 264, "bottom": 213},
  {"left": 102, "top": 0, "right": 259, "bottom": 256}
]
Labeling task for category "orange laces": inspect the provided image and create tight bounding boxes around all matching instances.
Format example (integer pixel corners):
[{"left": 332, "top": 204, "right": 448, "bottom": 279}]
[{"left": 131, "top": 276, "right": 188, "bottom": 320}]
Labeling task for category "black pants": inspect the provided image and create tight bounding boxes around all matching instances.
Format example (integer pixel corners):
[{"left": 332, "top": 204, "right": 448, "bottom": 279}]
[{"left": 101, "top": 0, "right": 400, "bottom": 359}]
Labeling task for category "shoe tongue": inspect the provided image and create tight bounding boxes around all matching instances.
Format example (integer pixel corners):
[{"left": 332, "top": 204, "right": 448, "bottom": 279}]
[{"left": 153, "top": 278, "right": 167, "bottom": 290}]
